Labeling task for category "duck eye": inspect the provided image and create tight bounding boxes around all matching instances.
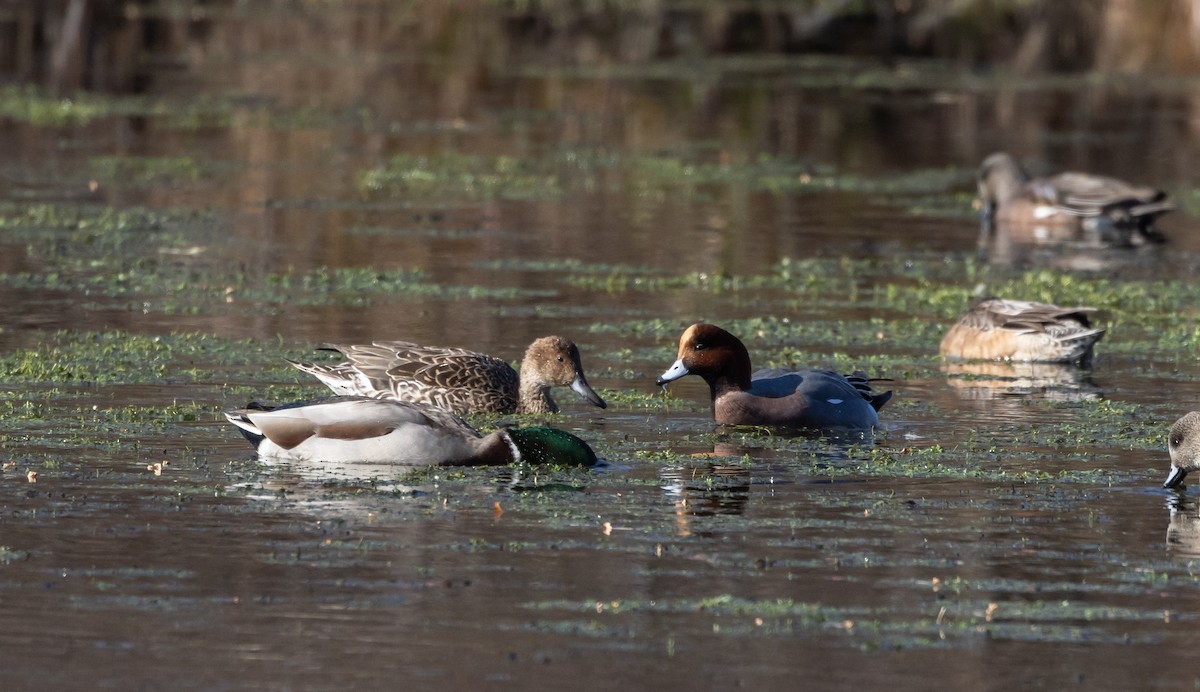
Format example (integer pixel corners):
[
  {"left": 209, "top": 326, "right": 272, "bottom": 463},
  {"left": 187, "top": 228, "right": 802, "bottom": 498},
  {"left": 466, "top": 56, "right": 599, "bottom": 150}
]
[
  {"left": 693, "top": 342, "right": 706, "bottom": 351},
  {"left": 557, "top": 355, "right": 564, "bottom": 362},
  {"left": 1172, "top": 435, "right": 1183, "bottom": 448}
]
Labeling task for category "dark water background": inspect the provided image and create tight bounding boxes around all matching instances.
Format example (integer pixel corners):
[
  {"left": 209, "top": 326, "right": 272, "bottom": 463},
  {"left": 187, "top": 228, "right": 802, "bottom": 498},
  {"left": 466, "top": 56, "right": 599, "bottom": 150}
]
[{"left": 5, "top": 2, "right": 1200, "bottom": 689}]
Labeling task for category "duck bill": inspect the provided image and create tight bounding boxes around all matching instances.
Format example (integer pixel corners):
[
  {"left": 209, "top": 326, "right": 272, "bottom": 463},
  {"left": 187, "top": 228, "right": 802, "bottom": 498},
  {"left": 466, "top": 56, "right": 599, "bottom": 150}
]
[
  {"left": 570, "top": 374, "right": 607, "bottom": 409},
  {"left": 656, "top": 359, "right": 690, "bottom": 387},
  {"left": 1164, "top": 467, "right": 1188, "bottom": 490}
]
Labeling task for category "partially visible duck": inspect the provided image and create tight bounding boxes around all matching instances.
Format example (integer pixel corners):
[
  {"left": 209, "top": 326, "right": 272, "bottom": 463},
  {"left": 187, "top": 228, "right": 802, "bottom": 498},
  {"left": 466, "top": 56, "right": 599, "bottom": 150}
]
[
  {"left": 289, "top": 336, "right": 607, "bottom": 415},
  {"left": 655, "top": 323, "right": 891, "bottom": 430},
  {"left": 224, "top": 396, "right": 597, "bottom": 466},
  {"left": 939, "top": 298, "right": 1105, "bottom": 364},
  {"left": 1164, "top": 412, "right": 1200, "bottom": 489},
  {"left": 977, "top": 152, "right": 1172, "bottom": 246}
]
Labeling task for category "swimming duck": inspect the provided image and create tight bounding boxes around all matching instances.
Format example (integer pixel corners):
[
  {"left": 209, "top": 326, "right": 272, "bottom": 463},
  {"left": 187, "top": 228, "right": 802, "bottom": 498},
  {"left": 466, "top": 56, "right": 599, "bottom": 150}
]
[
  {"left": 289, "top": 336, "right": 607, "bottom": 415},
  {"left": 224, "top": 396, "right": 598, "bottom": 466},
  {"left": 939, "top": 298, "right": 1105, "bottom": 364},
  {"left": 1164, "top": 412, "right": 1200, "bottom": 489},
  {"left": 655, "top": 323, "right": 891, "bottom": 430},
  {"left": 977, "top": 152, "right": 1172, "bottom": 246}
]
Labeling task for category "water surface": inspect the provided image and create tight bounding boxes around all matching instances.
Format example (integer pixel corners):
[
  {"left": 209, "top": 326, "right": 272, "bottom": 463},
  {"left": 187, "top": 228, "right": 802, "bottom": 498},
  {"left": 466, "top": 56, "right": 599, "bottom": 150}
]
[{"left": 2, "top": 3, "right": 1200, "bottom": 689}]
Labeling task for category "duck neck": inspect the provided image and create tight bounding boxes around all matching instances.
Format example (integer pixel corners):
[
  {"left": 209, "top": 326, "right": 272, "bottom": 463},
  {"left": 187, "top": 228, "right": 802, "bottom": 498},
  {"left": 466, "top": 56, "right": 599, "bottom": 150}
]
[
  {"left": 517, "top": 378, "right": 557, "bottom": 414},
  {"left": 466, "top": 431, "right": 520, "bottom": 466},
  {"left": 984, "top": 158, "right": 1028, "bottom": 205},
  {"left": 708, "top": 343, "right": 754, "bottom": 398}
]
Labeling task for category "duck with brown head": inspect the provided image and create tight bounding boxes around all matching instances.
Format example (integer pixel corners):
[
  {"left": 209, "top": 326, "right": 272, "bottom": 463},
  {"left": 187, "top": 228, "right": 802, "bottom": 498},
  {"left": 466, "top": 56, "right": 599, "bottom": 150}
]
[
  {"left": 656, "top": 323, "right": 891, "bottom": 431},
  {"left": 289, "top": 336, "right": 607, "bottom": 416}
]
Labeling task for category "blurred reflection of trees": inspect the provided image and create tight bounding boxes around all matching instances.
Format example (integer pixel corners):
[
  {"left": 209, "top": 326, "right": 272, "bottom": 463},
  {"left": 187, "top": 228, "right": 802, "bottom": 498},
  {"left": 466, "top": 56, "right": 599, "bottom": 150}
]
[{"left": 7, "top": 1, "right": 1200, "bottom": 93}]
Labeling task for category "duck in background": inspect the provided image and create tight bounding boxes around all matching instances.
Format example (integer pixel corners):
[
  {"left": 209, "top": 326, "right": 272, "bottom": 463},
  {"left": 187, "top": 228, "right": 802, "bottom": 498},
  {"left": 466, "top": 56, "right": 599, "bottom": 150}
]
[
  {"left": 940, "top": 298, "right": 1105, "bottom": 365},
  {"left": 977, "top": 152, "right": 1172, "bottom": 248}
]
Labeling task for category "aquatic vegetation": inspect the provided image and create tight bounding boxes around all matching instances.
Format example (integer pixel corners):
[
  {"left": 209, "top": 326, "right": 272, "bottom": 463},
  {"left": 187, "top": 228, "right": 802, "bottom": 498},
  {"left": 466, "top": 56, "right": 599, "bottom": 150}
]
[
  {"left": 479, "top": 257, "right": 662, "bottom": 276},
  {"left": 570, "top": 254, "right": 978, "bottom": 303},
  {"left": 0, "top": 84, "right": 233, "bottom": 129},
  {"left": 0, "top": 201, "right": 213, "bottom": 238},
  {"left": 359, "top": 152, "right": 561, "bottom": 201},
  {"left": 357, "top": 147, "right": 971, "bottom": 204},
  {"left": 346, "top": 225, "right": 495, "bottom": 240},
  {"left": 520, "top": 591, "right": 1168, "bottom": 648},
  {"left": 258, "top": 266, "right": 558, "bottom": 303},
  {"left": 0, "top": 85, "right": 152, "bottom": 126},
  {"left": 0, "top": 201, "right": 559, "bottom": 309},
  {"left": 89, "top": 156, "right": 210, "bottom": 188},
  {"left": 0, "top": 330, "right": 288, "bottom": 386}
]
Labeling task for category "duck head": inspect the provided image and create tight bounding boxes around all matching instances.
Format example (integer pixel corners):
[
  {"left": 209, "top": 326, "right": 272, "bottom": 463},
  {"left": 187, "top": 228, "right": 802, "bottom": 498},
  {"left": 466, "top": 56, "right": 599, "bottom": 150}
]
[
  {"left": 1165, "top": 412, "right": 1200, "bottom": 489},
  {"left": 523, "top": 336, "right": 607, "bottom": 409},
  {"left": 977, "top": 152, "right": 1029, "bottom": 220},
  {"left": 657, "top": 323, "right": 753, "bottom": 393},
  {"left": 504, "top": 426, "right": 598, "bottom": 466}
]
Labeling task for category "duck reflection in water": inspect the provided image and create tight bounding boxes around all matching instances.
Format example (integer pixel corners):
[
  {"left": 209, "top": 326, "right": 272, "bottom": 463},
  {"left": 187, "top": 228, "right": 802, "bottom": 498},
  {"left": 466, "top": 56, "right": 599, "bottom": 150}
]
[
  {"left": 1166, "top": 495, "right": 1200, "bottom": 558},
  {"left": 661, "top": 457, "right": 751, "bottom": 537},
  {"left": 940, "top": 361, "right": 1101, "bottom": 403}
]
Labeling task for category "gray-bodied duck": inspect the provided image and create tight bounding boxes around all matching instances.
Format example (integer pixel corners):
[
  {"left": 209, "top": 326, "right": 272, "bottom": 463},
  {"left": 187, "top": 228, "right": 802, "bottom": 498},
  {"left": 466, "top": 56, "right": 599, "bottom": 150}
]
[
  {"left": 977, "top": 152, "right": 1172, "bottom": 246},
  {"left": 289, "top": 336, "right": 607, "bottom": 415},
  {"left": 656, "top": 323, "right": 891, "bottom": 430},
  {"left": 940, "top": 298, "right": 1105, "bottom": 364},
  {"left": 225, "top": 396, "right": 597, "bottom": 466}
]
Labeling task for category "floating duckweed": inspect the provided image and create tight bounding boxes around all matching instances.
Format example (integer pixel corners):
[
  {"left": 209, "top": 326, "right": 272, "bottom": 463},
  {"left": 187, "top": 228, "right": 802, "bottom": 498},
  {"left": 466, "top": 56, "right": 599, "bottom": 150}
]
[
  {"left": 0, "top": 330, "right": 287, "bottom": 386},
  {"left": 0, "top": 84, "right": 147, "bottom": 126},
  {"left": 358, "top": 147, "right": 968, "bottom": 204},
  {"left": 478, "top": 257, "right": 661, "bottom": 276},
  {"left": 89, "top": 156, "right": 209, "bottom": 187},
  {"left": 359, "top": 152, "right": 561, "bottom": 200},
  {"left": 258, "top": 266, "right": 556, "bottom": 303},
  {"left": 0, "top": 84, "right": 233, "bottom": 128},
  {"left": 0, "top": 546, "right": 31, "bottom": 563}
]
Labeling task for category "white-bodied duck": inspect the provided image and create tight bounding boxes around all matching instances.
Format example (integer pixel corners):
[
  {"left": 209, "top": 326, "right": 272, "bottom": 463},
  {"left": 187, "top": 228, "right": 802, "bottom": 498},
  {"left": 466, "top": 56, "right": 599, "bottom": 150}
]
[{"left": 225, "top": 396, "right": 597, "bottom": 466}]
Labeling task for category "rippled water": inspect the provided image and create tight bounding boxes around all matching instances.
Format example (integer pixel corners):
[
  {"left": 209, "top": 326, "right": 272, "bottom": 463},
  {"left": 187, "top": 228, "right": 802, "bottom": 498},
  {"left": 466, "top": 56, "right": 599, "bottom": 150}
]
[{"left": 4, "top": 3, "right": 1200, "bottom": 689}]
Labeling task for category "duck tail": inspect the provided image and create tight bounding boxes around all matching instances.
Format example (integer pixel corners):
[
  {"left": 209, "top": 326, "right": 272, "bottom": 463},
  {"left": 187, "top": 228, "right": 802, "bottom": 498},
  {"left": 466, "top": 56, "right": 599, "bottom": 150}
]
[
  {"left": 224, "top": 409, "right": 267, "bottom": 447},
  {"left": 846, "top": 371, "right": 894, "bottom": 411},
  {"left": 868, "top": 390, "right": 893, "bottom": 412}
]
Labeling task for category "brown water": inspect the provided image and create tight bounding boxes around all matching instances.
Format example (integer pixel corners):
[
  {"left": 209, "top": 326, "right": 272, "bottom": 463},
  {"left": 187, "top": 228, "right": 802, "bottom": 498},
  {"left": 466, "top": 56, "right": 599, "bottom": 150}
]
[{"left": 4, "top": 3, "right": 1200, "bottom": 689}]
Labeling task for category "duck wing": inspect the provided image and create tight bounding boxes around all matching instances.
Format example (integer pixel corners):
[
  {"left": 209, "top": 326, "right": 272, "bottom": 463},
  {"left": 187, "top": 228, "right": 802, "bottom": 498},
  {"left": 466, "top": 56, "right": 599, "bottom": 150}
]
[
  {"left": 329, "top": 341, "right": 520, "bottom": 413},
  {"left": 225, "top": 396, "right": 478, "bottom": 451},
  {"left": 751, "top": 368, "right": 892, "bottom": 411},
  {"left": 1036, "top": 172, "right": 1171, "bottom": 218}
]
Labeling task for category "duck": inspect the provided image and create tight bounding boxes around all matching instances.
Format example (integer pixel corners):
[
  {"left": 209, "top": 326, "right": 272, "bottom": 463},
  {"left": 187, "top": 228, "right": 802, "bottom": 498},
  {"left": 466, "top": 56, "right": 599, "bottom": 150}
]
[
  {"left": 1164, "top": 412, "right": 1200, "bottom": 489},
  {"left": 655, "top": 323, "right": 891, "bottom": 430},
  {"left": 288, "top": 336, "right": 607, "bottom": 415},
  {"left": 939, "top": 298, "right": 1105, "bottom": 364},
  {"left": 977, "top": 152, "right": 1172, "bottom": 246},
  {"left": 224, "top": 396, "right": 598, "bottom": 466}
]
